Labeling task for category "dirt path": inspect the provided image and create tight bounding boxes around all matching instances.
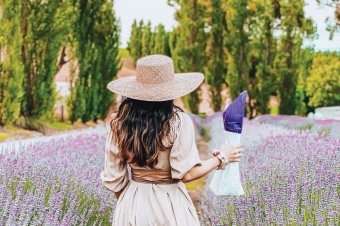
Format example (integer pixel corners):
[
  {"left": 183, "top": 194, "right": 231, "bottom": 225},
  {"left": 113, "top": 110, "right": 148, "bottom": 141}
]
[{"left": 186, "top": 136, "right": 210, "bottom": 222}]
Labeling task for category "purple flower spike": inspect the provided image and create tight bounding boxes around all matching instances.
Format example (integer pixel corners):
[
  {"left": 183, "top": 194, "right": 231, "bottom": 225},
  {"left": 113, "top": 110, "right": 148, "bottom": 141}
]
[{"left": 223, "top": 90, "right": 248, "bottom": 134}]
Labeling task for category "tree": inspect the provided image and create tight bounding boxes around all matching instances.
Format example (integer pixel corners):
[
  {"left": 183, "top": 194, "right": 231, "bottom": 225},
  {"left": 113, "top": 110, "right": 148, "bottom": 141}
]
[
  {"left": 94, "top": 1, "right": 120, "bottom": 120},
  {"left": 274, "top": 0, "right": 314, "bottom": 115},
  {"left": 206, "top": 0, "right": 227, "bottom": 111},
  {"left": 70, "top": 0, "right": 120, "bottom": 123},
  {"left": 306, "top": 52, "right": 340, "bottom": 107},
  {"left": 153, "top": 24, "right": 170, "bottom": 56},
  {"left": 169, "top": 0, "right": 208, "bottom": 114},
  {"left": 128, "top": 19, "right": 143, "bottom": 64},
  {"left": 295, "top": 47, "right": 314, "bottom": 115},
  {"left": 141, "top": 21, "right": 152, "bottom": 56},
  {"left": 247, "top": 0, "right": 276, "bottom": 116},
  {"left": 223, "top": 0, "right": 251, "bottom": 115},
  {"left": 0, "top": 0, "right": 24, "bottom": 125},
  {"left": 20, "top": 0, "right": 70, "bottom": 119}
]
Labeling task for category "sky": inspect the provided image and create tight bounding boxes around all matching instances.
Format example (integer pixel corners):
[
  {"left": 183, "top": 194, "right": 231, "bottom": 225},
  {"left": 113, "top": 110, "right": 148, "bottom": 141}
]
[{"left": 114, "top": 0, "right": 340, "bottom": 51}]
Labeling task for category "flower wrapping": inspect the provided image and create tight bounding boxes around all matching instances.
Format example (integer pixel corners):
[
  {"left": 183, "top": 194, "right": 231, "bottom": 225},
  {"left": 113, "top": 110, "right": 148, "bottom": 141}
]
[{"left": 209, "top": 91, "right": 247, "bottom": 196}]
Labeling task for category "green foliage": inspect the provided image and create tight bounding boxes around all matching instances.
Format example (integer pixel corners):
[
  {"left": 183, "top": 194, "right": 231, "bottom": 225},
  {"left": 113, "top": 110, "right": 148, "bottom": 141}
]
[
  {"left": 70, "top": 0, "right": 120, "bottom": 123},
  {"left": 170, "top": 0, "right": 208, "bottom": 114},
  {"left": 306, "top": 52, "right": 340, "bottom": 107},
  {"left": 128, "top": 21, "right": 171, "bottom": 61},
  {"left": 274, "top": 0, "right": 315, "bottom": 115},
  {"left": 15, "top": 116, "right": 47, "bottom": 134},
  {"left": 248, "top": 1, "right": 276, "bottom": 116},
  {"left": 199, "top": 125, "right": 211, "bottom": 142},
  {"left": 20, "top": 0, "right": 71, "bottom": 120},
  {"left": 0, "top": 0, "right": 24, "bottom": 125},
  {"left": 206, "top": 0, "right": 226, "bottom": 112},
  {"left": 295, "top": 48, "right": 315, "bottom": 115},
  {"left": 223, "top": 0, "right": 251, "bottom": 116},
  {"left": 128, "top": 20, "right": 144, "bottom": 64},
  {"left": 119, "top": 48, "right": 131, "bottom": 59},
  {"left": 142, "top": 21, "right": 153, "bottom": 56},
  {"left": 153, "top": 24, "right": 171, "bottom": 56}
]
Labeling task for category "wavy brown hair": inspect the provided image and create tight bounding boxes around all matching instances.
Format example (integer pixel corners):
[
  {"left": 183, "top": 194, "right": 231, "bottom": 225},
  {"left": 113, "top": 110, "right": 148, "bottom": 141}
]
[{"left": 110, "top": 97, "right": 184, "bottom": 168}]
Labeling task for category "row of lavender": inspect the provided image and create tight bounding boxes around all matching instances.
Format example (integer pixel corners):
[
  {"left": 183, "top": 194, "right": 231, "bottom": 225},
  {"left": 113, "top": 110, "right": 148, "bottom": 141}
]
[
  {"left": 0, "top": 125, "right": 116, "bottom": 225},
  {"left": 199, "top": 113, "right": 340, "bottom": 225},
  {"left": 252, "top": 114, "right": 340, "bottom": 138}
]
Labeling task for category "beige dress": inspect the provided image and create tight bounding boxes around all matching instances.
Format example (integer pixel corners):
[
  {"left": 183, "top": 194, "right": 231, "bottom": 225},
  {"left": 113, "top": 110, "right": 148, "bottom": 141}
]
[{"left": 101, "top": 111, "right": 203, "bottom": 226}]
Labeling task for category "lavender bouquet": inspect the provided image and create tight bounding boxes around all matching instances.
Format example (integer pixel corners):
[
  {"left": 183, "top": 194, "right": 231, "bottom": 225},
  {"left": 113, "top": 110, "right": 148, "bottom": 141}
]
[{"left": 209, "top": 91, "right": 247, "bottom": 196}]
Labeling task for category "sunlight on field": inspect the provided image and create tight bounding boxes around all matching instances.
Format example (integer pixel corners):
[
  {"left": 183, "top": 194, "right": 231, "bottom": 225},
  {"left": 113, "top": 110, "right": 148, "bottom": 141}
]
[
  {"left": 119, "top": 48, "right": 131, "bottom": 59},
  {"left": 186, "top": 178, "right": 206, "bottom": 190},
  {"left": 0, "top": 133, "right": 9, "bottom": 141},
  {"left": 46, "top": 121, "right": 72, "bottom": 131}
]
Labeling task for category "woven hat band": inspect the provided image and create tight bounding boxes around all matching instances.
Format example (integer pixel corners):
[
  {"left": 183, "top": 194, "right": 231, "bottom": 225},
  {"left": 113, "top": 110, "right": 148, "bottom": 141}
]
[{"left": 136, "top": 55, "right": 175, "bottom": 84}]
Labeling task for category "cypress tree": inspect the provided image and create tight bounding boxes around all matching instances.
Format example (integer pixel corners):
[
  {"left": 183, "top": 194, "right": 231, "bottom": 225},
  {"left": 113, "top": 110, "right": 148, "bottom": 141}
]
[
  {"left": 128, "top": 19, "right": 143, "bottom": 64},
  {"left": 224, "top": 0, "right": 251, "bottom": 114},
  {"left": 20, "top": 0, "right": 68, "bottom": 119},
  {"left": 207, "top": 0, "right": 226, "bottom": 111},
  {"left": 70, "top": 0, "right": 120, "bottom": 123},
  {"left": 274, "top": 0, "right": 314, "bottom": 114},
  {"left": 0, "top": 0, "right": 24, "bottom": 125},
  {"left": 248, "top": 0, "right": 276, "bottom": 115},
  {"left": 170, "top": 0, "right": 208, "bottom": 114},
  {"left": 153, "top": 24, "right": 168, "bottom": 56},
  {"left": 141, "top": 21, "right": 152, "bottom": 56}
]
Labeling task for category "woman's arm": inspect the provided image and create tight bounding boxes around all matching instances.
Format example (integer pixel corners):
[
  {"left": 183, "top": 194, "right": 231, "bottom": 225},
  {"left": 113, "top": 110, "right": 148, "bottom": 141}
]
[
  {"left": 181, "top": 156, "right": 221, "bottom": 183},
  {"left": 181, "top": 145, "right": 243, "bottom": 183}
]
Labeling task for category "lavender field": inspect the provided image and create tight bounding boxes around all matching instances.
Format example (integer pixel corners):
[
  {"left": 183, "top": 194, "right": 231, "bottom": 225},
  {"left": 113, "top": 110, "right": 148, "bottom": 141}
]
[
  {"left": 0, "top": 126, "right": 116, "bottom": 225},
  {"left": 200, "top": 113, "right": 340, "bottom": 225},
  {"left": 0, "top": 114, "right": 339, "bottom": 225}
]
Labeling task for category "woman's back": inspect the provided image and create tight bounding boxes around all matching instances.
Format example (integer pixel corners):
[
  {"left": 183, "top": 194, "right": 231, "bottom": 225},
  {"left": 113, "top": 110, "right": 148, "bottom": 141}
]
[{"left": 101, "top": 111, "right": 202, "bottom": 226}]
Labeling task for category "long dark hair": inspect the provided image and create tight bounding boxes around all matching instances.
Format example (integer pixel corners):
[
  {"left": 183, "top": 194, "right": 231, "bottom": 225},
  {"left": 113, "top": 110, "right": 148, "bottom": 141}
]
[{"left": 110, "top": 97, "right": 184, "bottom": 168}]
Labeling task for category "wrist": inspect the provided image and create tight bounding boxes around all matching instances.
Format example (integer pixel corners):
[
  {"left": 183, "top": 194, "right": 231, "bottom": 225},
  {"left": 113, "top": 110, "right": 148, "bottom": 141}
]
[{"left": 212, "top": 150, "right": 228, "bottom": 169}]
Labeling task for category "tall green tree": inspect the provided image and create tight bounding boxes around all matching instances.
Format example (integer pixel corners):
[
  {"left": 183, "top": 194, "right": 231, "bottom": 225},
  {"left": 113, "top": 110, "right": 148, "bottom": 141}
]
[
  {"left": 223, "top": 0, "right": 251, "bottom": 115},
  {"left": 274, "top": 0, "right": 314, "bottom": 114},
  {"left": 94, "top": 1, "right": 120, "bottom": 120},
  {"left": 169, "top": 0, "right": 208, "bottom": 114},
  {"left": 0, "top": 0, "right": 24, "bottom": 125},
  {"left": 128, "top": 19, "right": 144, "bottom": 64},
  {"left": 153, "top": 24, "right": 170, "bottom": 56},
  {"left": 206, "top": 0, "right": 227, "bottom": 112},
  {"left": 295, "top": 47, "right": 314, "bottom": 115},
  {"left": 141, "top": 21, "right": 152, "bottom": 56},
  {"left": 70, "top": 0, "right": 120, "bottom": 123},
  {"left": 248, "top": 0, "right": 276, "bottom": 116},
  {"left": 20, "top": 0, "right": 70, "bottom": 119}
]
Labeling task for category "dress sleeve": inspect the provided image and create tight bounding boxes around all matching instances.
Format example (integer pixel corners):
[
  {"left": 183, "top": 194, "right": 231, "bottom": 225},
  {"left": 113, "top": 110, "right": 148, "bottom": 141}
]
[
  {"left": 170, "top": 112, "right": 203, "bottom": 180},
  {"left": 100, "top": 126, "right": 129, "bottom": 193}
]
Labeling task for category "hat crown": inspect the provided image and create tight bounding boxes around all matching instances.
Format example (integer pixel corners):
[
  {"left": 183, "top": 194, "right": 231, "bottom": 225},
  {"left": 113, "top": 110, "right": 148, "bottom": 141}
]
[{"left": 136, "top": 55, "right": 175, "bottom": 84}]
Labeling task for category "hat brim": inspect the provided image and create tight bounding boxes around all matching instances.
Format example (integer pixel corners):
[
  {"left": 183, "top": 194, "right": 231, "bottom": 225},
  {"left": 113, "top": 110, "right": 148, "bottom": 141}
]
[{"left": 107, "top": 72, "right": 204, "bottom": 101}]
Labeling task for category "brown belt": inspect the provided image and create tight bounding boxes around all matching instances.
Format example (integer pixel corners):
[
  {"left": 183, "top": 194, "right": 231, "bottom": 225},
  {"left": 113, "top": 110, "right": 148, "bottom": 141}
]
[{"left": 131, "top": 168, "right": 180, "bottom": 184}]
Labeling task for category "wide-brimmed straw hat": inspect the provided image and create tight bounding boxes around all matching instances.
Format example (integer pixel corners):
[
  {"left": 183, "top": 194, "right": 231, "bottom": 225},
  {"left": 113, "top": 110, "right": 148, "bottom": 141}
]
[{"left": 107, "top": 54, "right": 204, "bottom": 101}]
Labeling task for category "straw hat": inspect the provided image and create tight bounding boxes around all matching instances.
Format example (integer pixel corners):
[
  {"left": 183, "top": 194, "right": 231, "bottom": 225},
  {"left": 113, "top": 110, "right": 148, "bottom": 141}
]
[{"left": 107, "top": 54, "right": 204, "bottom": 101}]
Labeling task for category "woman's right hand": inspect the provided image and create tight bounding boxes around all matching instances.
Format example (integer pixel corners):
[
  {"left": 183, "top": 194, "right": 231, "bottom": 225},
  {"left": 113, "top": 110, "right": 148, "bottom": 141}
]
[{"left": 219, "top": 144, "right": 244, "bottom": 163}]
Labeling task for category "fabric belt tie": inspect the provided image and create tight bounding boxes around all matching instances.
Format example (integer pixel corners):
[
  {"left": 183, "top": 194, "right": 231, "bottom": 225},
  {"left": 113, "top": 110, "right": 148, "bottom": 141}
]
[{"left": 131, "top": 168, "right": 180, "bottom": 184}]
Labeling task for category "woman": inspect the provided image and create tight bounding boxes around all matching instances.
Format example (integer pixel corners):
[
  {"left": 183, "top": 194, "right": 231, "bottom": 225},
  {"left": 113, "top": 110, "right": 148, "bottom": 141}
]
[{"left": 101, "top": 55, "right": 243, "bottom": 226}]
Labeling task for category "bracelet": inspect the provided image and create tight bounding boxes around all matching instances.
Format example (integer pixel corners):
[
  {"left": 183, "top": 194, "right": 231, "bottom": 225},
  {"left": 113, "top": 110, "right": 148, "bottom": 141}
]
[{"left": 212, "top": 150, "right": 228, "bottom": 170}]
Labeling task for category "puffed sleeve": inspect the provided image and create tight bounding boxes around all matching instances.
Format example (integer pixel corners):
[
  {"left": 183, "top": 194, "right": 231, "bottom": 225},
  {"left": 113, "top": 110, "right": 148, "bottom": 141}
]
[
  {"left": 100, "top": 126, "right": 129, "bottom": 193},
  {"left": 170, "top": 112, "right": 203, "bottom": 179}
]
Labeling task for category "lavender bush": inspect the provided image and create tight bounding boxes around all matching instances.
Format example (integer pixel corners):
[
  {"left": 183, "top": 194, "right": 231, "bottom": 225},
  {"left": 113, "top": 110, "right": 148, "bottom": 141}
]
[
  {"left": 252, "top": 114, "right": 340, "bottom": 138},
  {"left": 0, "top": 126, "right": 116, "bottom": 225},
  {"left": 200, "top": 113, "right": 340, "bottom": 225}
]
